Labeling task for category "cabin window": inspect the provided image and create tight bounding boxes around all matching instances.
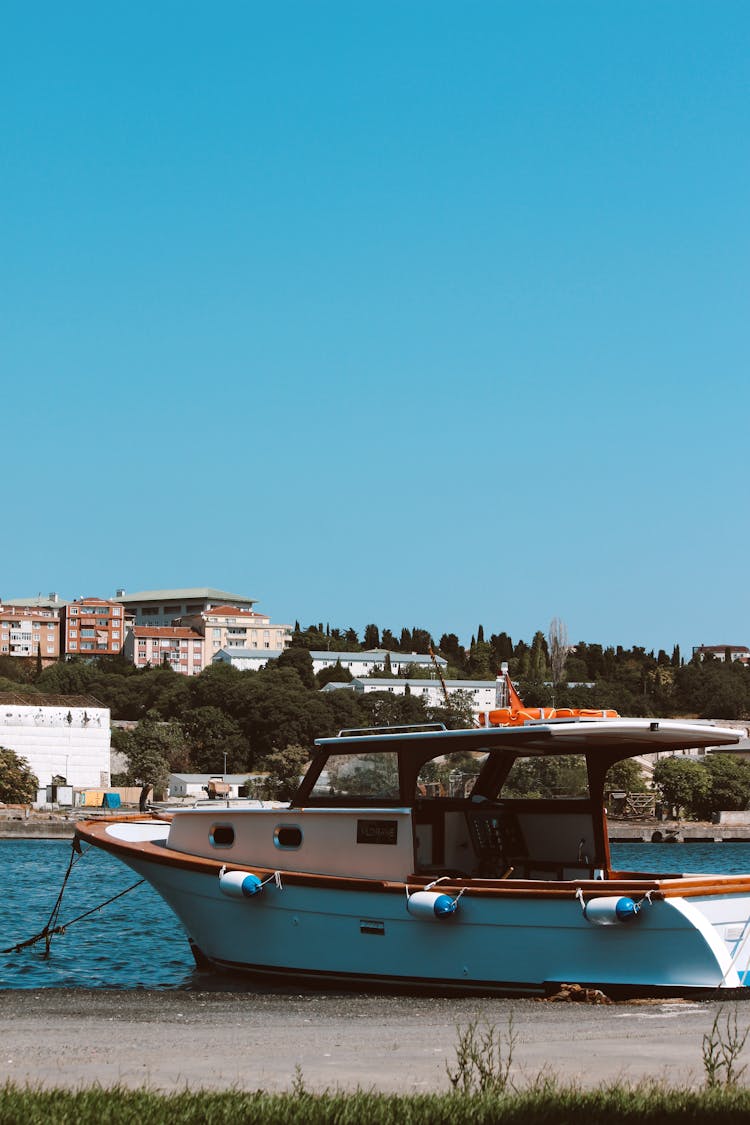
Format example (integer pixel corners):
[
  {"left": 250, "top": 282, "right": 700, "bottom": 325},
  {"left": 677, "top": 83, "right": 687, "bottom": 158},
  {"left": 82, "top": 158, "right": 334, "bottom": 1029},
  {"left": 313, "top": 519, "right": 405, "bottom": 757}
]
[
  {"left": 209, "top": 824, "right": 235, "bottom": 848},
  {"left": 416, "top": 751, "right": 487, "bottom": 799},
  {"left": 310, "top": 752, "right": 400, "bottom": 800},
  {"left": 273, "top": 824, "right": 303, "bottom": 849}
]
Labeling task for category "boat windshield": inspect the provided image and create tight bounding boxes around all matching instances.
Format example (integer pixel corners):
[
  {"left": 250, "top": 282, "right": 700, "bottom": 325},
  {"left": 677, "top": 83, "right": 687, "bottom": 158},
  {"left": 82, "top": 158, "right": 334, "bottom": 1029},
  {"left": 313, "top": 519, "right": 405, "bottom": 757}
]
[
  {"left": 309, "top": 752, "right": 401, "bottom": 801},
  {"left": 501, "top": 753, "right": 589, "bottom": 799},
  {"left": 416, "top": 752, "right": 488, "bottom": 799}
]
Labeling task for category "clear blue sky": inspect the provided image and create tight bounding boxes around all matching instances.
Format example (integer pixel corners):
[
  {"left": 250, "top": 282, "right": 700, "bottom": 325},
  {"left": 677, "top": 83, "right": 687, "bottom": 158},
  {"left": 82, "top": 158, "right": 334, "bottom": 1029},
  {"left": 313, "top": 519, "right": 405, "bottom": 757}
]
[{"left": 2, "top": 2, "right": 748, "bottom": 656}]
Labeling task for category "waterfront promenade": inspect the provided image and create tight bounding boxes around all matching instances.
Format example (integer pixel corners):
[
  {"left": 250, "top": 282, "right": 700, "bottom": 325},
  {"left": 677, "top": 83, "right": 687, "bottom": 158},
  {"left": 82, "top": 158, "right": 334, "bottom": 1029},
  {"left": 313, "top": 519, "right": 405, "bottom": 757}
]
[{"left": 0, "top": 989, "right": 747, "bottom": 1092}]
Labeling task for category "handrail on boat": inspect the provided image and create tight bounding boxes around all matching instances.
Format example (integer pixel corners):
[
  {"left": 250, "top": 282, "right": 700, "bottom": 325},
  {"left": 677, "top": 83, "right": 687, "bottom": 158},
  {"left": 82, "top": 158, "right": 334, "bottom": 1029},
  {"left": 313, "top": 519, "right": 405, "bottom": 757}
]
[{"left": 334, "top": 722, "right": 448, "bottom": 738}]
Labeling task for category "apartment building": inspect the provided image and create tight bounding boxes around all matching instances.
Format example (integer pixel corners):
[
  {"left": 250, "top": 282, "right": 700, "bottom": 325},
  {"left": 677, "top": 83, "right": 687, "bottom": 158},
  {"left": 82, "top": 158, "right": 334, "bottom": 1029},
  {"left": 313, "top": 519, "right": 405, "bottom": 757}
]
[
  {"left": 113, "top": 587, "right": 257, "bottom": 627},
  {"left": 62, "top": 597, "right": 125, "bottom": 656},
  {"left": 0, "top": 607, "right": 61, "bottom": 662},
  {"left": 124, "top": 626, "right": 205, "bottom": 675},
  {"left": 177, "top": 605, "right": 292, "bottom": 662}
]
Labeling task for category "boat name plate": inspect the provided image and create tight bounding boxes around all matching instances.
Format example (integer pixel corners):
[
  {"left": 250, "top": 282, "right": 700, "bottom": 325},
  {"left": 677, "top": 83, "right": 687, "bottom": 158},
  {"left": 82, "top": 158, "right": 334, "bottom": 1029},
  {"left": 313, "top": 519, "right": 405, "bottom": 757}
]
[{"left": 356, "top": 819, "right": 398, "bottom": 845}]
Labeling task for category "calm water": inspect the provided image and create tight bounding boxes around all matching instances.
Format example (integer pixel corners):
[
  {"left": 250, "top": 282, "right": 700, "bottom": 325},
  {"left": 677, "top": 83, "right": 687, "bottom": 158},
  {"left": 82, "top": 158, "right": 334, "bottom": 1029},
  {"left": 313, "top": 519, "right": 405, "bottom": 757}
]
[{"left": 1, "top": 839, "right": 750, "bottom": 991}]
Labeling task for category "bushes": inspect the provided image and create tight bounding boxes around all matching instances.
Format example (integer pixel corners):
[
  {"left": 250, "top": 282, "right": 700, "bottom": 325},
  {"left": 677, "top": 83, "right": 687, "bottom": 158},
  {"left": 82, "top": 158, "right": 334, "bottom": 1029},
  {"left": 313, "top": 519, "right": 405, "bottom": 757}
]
[{"left": 652, "top": 755, "right": 750, "bottom": 820}]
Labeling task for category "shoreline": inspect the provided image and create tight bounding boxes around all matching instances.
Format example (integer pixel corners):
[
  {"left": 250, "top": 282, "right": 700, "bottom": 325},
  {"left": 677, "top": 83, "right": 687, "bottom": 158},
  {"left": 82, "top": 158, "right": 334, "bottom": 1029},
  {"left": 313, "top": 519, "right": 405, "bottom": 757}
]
[{"left": 0, "top": 988, "right": 744, "bottom": 1092}]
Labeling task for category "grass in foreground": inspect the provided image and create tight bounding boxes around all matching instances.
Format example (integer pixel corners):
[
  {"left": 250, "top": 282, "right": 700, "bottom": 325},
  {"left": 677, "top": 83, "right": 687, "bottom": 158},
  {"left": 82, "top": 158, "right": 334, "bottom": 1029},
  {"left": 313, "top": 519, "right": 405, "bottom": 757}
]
[{"left": 3, "top": 1084, "right": 750, "bottom": 1125}]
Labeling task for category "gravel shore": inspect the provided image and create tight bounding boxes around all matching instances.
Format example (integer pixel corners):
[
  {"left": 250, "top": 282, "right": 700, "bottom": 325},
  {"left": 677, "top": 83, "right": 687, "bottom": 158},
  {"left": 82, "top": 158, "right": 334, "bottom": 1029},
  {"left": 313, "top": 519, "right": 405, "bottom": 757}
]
[{"left": 0, "top": 988, "right": 746, "bottom": 1093}]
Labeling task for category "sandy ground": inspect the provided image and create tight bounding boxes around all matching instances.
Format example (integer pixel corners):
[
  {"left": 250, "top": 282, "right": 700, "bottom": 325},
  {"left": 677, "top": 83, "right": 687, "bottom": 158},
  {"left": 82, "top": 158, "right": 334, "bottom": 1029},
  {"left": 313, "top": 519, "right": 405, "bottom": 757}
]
[{"left": 1, "top": 989, "right": 749, "bottom": 1093}]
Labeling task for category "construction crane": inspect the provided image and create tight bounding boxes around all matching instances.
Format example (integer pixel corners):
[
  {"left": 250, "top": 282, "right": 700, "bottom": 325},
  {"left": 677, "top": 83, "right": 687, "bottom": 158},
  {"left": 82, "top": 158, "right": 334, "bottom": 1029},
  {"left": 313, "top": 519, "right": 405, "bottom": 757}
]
[{"left": 428, "top": 646, "right": 450, "bottom": 706}]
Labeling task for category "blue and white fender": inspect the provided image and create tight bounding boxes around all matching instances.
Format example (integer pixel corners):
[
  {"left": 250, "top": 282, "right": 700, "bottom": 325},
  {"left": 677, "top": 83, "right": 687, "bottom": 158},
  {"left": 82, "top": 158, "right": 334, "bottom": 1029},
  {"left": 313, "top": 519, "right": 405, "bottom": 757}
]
[
  {"left": 583, "top": 895, "right": 641, "bottom": 926},
  {"left": 406, "top": 889, "right": 461, "bottom": 920},
  {"left": 218, "top": 869, "right": 265, "bottom": 898}
]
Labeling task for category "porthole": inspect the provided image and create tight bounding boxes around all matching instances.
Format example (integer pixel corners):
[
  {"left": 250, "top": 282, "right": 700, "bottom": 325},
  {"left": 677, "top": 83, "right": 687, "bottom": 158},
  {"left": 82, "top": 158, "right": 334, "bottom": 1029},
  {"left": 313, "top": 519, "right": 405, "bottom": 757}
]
[
  {"left": 210, "top": 824, "right": 235, "bottom": 848},
  {"left": 273, "top": 824, "right": 303, "bottom": 849}
]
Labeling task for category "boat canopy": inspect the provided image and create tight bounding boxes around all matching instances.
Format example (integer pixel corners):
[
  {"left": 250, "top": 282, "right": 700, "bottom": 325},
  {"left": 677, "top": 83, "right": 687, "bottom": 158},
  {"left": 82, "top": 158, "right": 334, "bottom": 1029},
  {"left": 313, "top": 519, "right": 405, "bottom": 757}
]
[
  {"left": 291, "top": 719, "right": 742, "bottom": 808},
  {"left": 313, "top": 718, "right": 740, "bottom": 758}
]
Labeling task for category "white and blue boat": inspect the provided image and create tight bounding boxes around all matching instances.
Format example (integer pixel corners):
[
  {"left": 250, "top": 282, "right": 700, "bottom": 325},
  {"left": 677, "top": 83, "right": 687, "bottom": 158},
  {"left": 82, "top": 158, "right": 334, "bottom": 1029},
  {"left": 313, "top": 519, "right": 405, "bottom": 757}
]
[{"left": 77, "top": 710, "right": 750, "bottom": 996}]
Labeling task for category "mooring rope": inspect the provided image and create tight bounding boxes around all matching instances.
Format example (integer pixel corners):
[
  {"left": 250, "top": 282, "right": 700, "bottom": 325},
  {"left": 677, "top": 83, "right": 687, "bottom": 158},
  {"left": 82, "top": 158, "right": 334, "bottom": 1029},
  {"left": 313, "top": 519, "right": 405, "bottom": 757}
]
[{"left": 1, "top": 838, "right": 145, "bottom": 957}]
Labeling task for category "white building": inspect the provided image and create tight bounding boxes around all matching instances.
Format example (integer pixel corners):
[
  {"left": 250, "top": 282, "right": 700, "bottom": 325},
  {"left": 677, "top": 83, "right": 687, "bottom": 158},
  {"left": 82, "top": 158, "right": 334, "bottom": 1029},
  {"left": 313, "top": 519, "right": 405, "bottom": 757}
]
[
  {"left": 311, "top": 649, "right": 447, "bottom": 678},
  {"left": 321, "top": 678, "right": 497, "bottom": 718},
  {"left": 0, "top": 695, "right": 111, "bottom": 789},
  {"left": 692, "top": 645, "right": 750, "bottom": 665},
  {"left": 168, "top": 774, "right": 260, "bottom": 799},
  {"left": 213, "top": 648, "right": 285, "bottom": 671}
]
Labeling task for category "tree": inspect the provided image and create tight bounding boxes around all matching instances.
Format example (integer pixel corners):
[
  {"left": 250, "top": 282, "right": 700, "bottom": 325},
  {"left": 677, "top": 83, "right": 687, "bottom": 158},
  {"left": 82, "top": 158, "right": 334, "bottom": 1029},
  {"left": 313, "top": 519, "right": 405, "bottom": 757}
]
[
  {"left": 233, "top": 667, "right": 333, "bottom": 761},
  {"left": 188, "top": 661, "right": 244, "bottom": 713},
  {"left": 652, "top": 757, "right": 710, "bottom": 819},
  {"left": 290, "top": 622, "right": 328, "bottom": 650},
  {"left": 356, "top": 691, "right": 428, "bottom": 729},
  {"left": 319, "top": 684, "right": 366, "bottom": 733},
  {"left": 381, "top": 628, "right": 397, "bottom": 650},
  {"left": 527, "top": 631, "right": 549, "bottom": 683},
  {"left": 181, "top": 706, "right": 249, "bottom": 774},
  {"left": 37, "top": 657, "right": 98, "bottom": 695},
  {"left": 438, "top": 633, "right": 466, "bottom": 674},
  {"left": 411, "top": 628, "right": 434, "bottom": 653},
  {"left": 605, "top": 759, "right": 649, "bottom": 793},
  {"left": 120, "top": 712, "right": 189, "bottom": 805},
  {"left": 673, "top": 662, "right": 750, "bottom": 720},
  {"left": 489, "top": 632, "right": 514, "bottom": 667},
  {"left": 548, "top": 618, "right": 570, "bottom": 684},
  {"left": 253, "top": 744, "right": 310, "bottom": 801},
  {"left": 0, "top": 746, "right": 38, "bottom": 803},
  {"left": 694, "top": 755, "right": 750, "bottom": 820},
  {"left": 427, "top": 690, "right": 476, "bottom": 730},
  {"left": 363, "top": 624, "right": 380, "bottom": 649},
  {"left": 466, "top": 640, "right": 493, "bottom": 679},
  {"left": 316, "top": 659, "right": 353, "bottom": 688},
  {"left": 274, "top": 647, "right": 315, "bottom": 689},
  {"left": 0, "top": 655, "right": 36, "bottom": 684}
]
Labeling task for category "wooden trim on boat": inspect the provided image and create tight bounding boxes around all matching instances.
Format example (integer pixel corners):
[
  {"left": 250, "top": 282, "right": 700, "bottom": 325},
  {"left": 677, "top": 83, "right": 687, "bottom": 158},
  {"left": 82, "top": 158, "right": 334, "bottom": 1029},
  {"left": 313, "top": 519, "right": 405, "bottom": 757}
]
[{"left": 75, "top": 818, "right": 750, "bottom": 902}]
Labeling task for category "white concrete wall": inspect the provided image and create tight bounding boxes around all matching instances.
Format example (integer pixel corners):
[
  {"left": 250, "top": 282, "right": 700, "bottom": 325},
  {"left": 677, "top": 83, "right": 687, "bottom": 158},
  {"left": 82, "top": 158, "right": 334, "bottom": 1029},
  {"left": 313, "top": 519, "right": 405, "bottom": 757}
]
[
  {"left": 353, "top": 680, "right": 496, "bottom": 716},
  {"left": 0, "top": 704, "right": 111, "bottom": 788}
]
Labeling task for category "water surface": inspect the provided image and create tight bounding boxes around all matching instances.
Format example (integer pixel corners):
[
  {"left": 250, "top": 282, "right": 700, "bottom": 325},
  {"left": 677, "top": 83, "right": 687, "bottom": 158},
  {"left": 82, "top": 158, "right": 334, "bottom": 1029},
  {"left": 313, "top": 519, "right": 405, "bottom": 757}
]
[{"left": 1, "top": 839, "right": 749, "bottom": 990}]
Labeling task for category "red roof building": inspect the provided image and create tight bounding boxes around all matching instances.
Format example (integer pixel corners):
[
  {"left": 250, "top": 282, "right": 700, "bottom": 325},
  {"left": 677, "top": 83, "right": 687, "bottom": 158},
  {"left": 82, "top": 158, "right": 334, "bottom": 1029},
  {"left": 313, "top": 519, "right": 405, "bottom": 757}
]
[
  {"left": 62, "top": 597, "right": 125, "bottom": 656},
  {"left": 123, "top": 625, "right": 205, "bottom": 675},
  {"left": 0, "top": 606, "right": 61, "bottom": 663}
]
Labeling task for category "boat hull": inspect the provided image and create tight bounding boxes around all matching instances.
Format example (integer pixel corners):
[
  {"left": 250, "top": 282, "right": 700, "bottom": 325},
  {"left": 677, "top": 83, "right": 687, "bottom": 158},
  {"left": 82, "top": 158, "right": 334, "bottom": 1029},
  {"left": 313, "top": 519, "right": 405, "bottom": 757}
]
[{"left": 117, "top": 848, "right": 750, "bottom": 996}]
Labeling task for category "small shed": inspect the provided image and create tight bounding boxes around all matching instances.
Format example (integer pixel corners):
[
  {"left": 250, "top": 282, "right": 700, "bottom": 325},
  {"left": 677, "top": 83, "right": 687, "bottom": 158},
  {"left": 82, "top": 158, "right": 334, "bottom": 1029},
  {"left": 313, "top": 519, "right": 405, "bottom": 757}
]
[{"left": 168, "top": 774, "right": 252, "bottom": 799}]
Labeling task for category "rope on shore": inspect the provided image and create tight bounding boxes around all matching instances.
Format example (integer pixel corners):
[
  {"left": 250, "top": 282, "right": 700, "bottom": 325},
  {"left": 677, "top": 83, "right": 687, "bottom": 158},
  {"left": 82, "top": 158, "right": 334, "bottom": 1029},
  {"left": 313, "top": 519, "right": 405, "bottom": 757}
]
[{"left": 1, "top": 837, "right": 145, "bottom": 957}]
